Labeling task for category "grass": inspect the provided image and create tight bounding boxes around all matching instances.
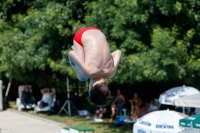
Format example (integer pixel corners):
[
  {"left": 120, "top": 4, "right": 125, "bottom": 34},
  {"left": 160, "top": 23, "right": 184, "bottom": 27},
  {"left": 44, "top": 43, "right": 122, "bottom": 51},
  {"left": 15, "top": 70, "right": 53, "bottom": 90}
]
[{"left": 9, "top": 102, "right": 133, "bottom": 133}]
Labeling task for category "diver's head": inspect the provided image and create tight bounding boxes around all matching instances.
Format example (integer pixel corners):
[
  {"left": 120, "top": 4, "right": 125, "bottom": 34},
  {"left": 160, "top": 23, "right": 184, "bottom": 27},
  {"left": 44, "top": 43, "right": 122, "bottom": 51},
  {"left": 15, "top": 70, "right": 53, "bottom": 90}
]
[{"left": 87, "top": 82, "right": 112, "bottom": 107}]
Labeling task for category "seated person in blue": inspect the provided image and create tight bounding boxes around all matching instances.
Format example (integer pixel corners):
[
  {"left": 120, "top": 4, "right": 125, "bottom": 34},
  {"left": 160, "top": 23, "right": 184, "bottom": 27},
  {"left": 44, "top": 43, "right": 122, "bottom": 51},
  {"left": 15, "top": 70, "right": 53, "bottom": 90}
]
[
  {"left": 109, "top": 89, "right": 125, "bottom": 122},
  {"left": 21, "top": 86, "right": 35, "bottom": 108}
]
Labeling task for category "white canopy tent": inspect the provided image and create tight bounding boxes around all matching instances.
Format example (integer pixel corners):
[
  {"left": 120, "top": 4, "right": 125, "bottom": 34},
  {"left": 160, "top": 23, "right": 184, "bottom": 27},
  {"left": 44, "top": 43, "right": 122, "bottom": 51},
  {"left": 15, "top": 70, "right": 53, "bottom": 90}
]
[{"left": 173, "top": 93, "right": 200, "bottom": 108}]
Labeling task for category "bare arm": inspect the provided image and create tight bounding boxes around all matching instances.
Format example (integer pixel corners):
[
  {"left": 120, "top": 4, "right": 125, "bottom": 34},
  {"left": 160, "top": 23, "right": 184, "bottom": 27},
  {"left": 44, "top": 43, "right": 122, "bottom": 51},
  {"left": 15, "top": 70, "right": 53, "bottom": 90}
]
[
  {"left": 22, "top": 86, "right": 25, "bottom": 91},
  {"left": 109, "top": 50, "right": 121, "bottom": 78},
  {"left": 111, "top": 96, "right": 118, "bottom": 107},
  {"left": 68, "top": 50, "right": 89, "bottom": 81},
  {"left": 111, "top": 50, "right": 121, "bottom": 67},
  {"left": 101, "top": 109, "right": 107, "bottom": 114},
  {"left": 51, "top": 89, "right": 56, "bottom": 95},
  {"left": 40, "top": 89, "right": 45, "bottom": 94}
]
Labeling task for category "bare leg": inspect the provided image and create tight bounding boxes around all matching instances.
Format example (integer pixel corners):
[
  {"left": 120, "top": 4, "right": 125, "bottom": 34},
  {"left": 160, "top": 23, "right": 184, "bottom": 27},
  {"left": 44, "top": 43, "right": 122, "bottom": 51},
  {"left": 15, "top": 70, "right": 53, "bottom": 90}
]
[
  {"left": 109, "top": 106, "right": 116, "bottom": 122},
  {"left": 95, "top": 109, "right": 100, "bottom": 117},
  {"left": 111, "top": 106, "right": 116, "bottom": 116},
  {"left": 73, "top": 40, "right": 85, "bottom": 64},
  {"left": 131, "top": 115, "right": 139, "bottom": 120},
  {"left": 131, "top": 105, "right": 135, "bottom": 116},
  {"left": 99, "top": 113, "right": 103, "bottom": 118}
]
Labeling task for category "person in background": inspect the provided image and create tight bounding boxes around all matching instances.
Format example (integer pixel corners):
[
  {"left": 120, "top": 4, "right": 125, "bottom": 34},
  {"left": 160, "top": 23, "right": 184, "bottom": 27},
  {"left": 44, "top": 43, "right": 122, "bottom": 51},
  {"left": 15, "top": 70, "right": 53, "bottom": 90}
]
[
  {"left": 95, "top": 107, "right": 107, "bottom": 119},
  {"left": 130, "top": 103, "right": 148, "bottom": 120},
  {"left": 148, "top": 99, "right": 158, "bottom": 112},
  {"left": 39, "top": 88, "right": 56, "bottom": 109},
  {"left": 129, "top": 93, "right": 143, "bottom": 116},
  {"left": 21, "top": 86, "right": 36, "bottom": 109},
  {"left": 109, "top": 89, "right": 125, "bottom": 122}
]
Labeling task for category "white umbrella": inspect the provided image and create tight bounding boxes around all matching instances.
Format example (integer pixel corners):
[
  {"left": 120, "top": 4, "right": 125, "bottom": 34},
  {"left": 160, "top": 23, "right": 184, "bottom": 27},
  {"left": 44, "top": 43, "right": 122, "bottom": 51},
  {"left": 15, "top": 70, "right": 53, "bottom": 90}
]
[
  {"left": 159, "top": 85, "right": 199, "bottom": 105},
  {"left": 133, "top": 110, "right": 195, "bottom": 133},
  {"left": 173, "top": 93, "right": 200, "bottom": 108}
]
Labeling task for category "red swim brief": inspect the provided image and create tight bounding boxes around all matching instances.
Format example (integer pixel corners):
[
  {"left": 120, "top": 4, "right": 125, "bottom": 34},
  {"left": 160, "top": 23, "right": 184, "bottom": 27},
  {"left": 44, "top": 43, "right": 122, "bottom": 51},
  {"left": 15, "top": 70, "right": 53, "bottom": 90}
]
[{"left": 73, "top": 27, "right": 101, "bottom": 46}]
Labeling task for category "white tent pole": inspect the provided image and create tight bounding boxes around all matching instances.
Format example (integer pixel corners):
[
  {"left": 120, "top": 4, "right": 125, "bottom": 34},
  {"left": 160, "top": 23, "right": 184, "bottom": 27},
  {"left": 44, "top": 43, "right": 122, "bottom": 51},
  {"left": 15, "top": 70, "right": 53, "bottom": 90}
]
[
  {"left": 183, "top": 107, "right": 185, "bottom": 114},
  {"left": 5, "top": 81, "right": 11, "bottom": 97}
]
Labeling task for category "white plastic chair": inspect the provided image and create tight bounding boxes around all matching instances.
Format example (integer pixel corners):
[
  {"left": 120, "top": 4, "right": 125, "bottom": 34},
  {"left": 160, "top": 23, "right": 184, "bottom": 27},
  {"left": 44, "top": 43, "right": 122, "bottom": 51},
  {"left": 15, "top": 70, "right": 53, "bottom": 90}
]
[
  {"left": 116, "top": 108, "right": 129, "bottom": 118},
  {"left": 16, "top": 85, "right": 35, "bottom": 111}
]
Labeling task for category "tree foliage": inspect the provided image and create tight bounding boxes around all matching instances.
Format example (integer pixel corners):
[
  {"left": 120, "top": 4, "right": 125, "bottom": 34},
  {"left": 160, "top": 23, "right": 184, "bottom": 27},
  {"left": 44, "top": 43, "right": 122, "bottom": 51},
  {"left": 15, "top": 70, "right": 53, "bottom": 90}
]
[
  {"left": 1, "top": 0, "right": 200, "bottom": 90},
  {"left": 85, "top": 0, "right": 200, "bottom": 87}
]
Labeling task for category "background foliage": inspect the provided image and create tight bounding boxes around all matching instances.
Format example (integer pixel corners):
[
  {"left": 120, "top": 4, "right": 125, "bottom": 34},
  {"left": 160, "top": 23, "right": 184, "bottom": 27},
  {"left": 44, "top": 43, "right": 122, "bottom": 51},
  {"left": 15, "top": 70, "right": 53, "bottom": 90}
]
[{"left": 1, "top": 0, "right": 200, "bottom": 95}]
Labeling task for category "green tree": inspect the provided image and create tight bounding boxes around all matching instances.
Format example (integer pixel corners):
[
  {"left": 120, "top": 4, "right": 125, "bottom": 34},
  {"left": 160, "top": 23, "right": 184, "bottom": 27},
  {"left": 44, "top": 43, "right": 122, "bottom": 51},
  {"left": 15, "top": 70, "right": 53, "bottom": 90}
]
[
  {"left": 1, "top": 0, "right": 200, "bottom": 91},
  {"left": 85, "top": 0, "right": 200, "bottom": 88},
  {"left": 0, "top": 0, "right": 88, "bottom": 90}
]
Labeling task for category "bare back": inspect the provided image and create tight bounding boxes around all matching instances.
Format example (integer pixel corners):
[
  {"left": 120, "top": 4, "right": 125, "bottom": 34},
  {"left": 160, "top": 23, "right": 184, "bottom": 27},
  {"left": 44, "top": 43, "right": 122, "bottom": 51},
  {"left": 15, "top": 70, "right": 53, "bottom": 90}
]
[
  {"left": 69, "top": 28, "right": 121, "bottom": 81},
  {"left": 81, "top": 30, "right": 115, "bottom": 78}
]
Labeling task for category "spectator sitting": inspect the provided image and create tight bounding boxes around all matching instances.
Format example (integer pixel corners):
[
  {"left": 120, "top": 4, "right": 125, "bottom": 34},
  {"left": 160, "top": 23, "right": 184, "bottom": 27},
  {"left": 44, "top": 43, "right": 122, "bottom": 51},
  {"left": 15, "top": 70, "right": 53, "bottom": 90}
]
[
  {"left": 21, "top": 86, "right": 36, "bottom": 109},
  {"left": 95, "top": 107, "right": 107, "bottom": 119},
  {"left": 129, "top": 93, "right": 143, "bottom": 116},
  {"left": 39, "top": 88, "right": 56, "bottom": 109},
  {"left": 131, "top": 103, "right": 148, "bottom": 120},
  {"left": 109, "top": 89, "right": 125, "bottom": 122},
  {"left": 148, "top": 99, "right": 158, "bottom": 112}
]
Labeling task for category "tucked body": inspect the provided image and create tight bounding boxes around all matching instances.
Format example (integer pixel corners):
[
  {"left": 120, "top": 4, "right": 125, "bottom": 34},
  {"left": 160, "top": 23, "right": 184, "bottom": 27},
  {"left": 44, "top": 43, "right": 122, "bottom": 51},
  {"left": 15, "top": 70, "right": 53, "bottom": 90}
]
[{"left": 68, "top": 27, "right": 121, "bottom": 107}]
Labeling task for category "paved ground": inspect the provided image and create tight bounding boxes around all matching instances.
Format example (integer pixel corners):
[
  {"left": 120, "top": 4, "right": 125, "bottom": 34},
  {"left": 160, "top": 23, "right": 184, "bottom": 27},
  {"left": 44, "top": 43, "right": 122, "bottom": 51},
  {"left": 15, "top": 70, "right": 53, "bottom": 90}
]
[{"left": 0, "top": 109, "right": 66, "bottom": 133}]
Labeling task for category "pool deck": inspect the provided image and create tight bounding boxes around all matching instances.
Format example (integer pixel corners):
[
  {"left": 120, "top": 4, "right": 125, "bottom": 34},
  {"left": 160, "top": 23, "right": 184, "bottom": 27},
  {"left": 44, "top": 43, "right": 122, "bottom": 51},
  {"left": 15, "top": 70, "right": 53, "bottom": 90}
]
[{"left": 0, "top": 109, "right": 66, "bottom": 133}]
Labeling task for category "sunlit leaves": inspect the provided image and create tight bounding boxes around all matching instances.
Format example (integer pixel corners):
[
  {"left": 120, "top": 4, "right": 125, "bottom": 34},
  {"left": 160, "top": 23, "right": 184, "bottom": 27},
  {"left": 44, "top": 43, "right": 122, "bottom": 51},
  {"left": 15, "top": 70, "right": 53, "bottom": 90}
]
[
  {"left": 1, "top": 0, "right": 200, "bottom": 88},
  {"left": 85, "top": 0, "right": 200, "bottom": 86}
]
